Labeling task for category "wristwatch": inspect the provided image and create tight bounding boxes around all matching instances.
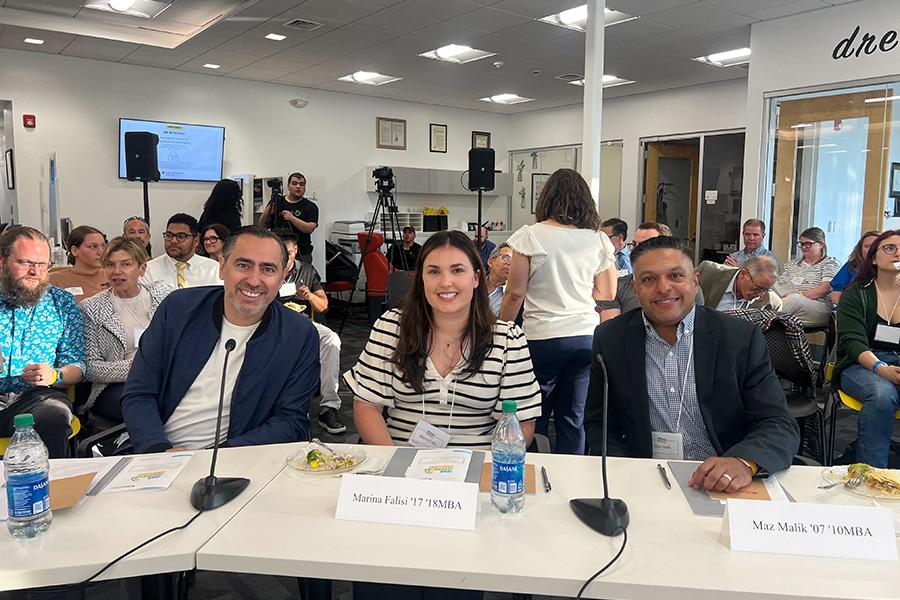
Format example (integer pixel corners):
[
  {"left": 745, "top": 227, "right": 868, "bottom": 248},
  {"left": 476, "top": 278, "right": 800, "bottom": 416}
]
[{"left": 54, "top": 368, "right": 64, "bottom": 385}]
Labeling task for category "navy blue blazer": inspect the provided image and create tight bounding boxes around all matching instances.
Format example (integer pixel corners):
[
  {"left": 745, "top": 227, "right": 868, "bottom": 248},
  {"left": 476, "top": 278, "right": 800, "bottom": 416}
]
[
  {"left": 122, "top": 286, "right": 319, "bottom": 453},
  {"left": 584, "top": 306, "right": 799, "bottom": 473}
]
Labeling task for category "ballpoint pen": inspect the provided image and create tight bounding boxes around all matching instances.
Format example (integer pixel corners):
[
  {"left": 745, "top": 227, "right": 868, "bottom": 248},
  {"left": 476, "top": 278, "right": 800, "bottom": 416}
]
[
  {"left": 657, "top": 463, "right": 672, "bottom": 490},
  {"left": 541, "top": 465, "right": 551, "bottom": 492}
]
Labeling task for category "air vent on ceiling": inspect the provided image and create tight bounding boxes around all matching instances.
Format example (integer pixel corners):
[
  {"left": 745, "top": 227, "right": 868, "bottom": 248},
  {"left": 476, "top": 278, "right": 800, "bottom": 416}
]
[
  {"left": 554, "top": 73, "right": 583, "bottom": 82},
  {"left": 282, "top": 18, "right": 324, "bottom": 32}
]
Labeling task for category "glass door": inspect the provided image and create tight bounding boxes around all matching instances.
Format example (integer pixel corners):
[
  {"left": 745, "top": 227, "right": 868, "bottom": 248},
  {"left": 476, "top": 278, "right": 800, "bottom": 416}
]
[
  {"left": 698, "top": 133, "right": 745, "bottom": 263},
  {"left": 643, "top": 139, "right": 700, "bottom": 254}
]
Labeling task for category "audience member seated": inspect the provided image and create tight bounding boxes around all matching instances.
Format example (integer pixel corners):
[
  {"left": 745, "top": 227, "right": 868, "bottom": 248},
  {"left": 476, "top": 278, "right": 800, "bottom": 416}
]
[
  {"left": 474, "top": 226, "right": 495, "bottom": 270},
  {"left": 776, "top": 226, "right": 840, "bottom": 328},
  {"left": 584, "top": 236, "right": 799, "bottom": 491},
  {"left": 600, "top": 222, "right": 671, "bottom": 320},
  {"left": 80, "top": 237, "right": 172, "bottom": 424},
  {"left": 725, "top": 218, "right": 778, "bottom": 268},
  {"left": 123, "top": 215, "right": 152, "bottom": 256},
  {"left": 198, "top": 178, "right": 243, "bottom": 234},
  {"left": 834, "top": 229, "right": 900, "bottom": 468},
  {"left": 276, "top": 230, "right": 346, "bottom": 435},
  {"left": 259, "top": 172, "right": 318, "bottom": 264},
  {"left": 386, "top": 225, "right": 422, "bottom": 271},
  {"left": 697, "top": 256, "right": 781, "bottom": 312},
  {"left": 48, "top": 225, "right": 109, "bottom": 302},
  {"left": 601, "top": 217, "right": 631, "bottom": 274},
  {"left": 486, "top": 243, "right": 512, "bottom": 316},
  {"left": 831, "top": 230, "right": 880, "bottom": 305},
  {"left": 142, "top": 213, "right": 220, "bottom": 289},
  {"left": 122, "top": 226, "right": 319, "bottom": 453},
  {"left": 200, "top": 223, "right": 230, "bottom": 261},
  {"left": 500, "top": 168, "right": 617, "bottom": 455},
  {"left": 345, "top": 230, "right": 541, "bottom": 448},
  {"left": 0, "top": 227, "right": 85, "bottom": 458}
]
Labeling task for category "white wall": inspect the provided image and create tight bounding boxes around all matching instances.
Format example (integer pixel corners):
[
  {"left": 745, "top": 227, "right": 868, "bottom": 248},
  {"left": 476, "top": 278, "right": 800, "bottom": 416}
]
[
  {"left": 0, "top": 49, "right": 510, "bottom": 274},
  {"left": 508, "top": 78, "right": 748, "bottom": 228},
  {"left": 744, "top": 0, "right": 900, "bottom": 225}
]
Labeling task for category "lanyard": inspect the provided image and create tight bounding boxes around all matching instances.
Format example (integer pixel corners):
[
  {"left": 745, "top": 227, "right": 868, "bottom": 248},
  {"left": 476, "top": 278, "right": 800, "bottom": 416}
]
[
  {"left": 874, "top": 283, "right": 900, "bottom": 325},
  {"left": 673, "top": 341, "right": 694, "bottom": 432}
]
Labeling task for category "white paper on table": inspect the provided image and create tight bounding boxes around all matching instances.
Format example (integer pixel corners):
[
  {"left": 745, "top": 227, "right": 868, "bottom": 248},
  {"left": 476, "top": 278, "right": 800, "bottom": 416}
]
[
  {"left": 764, "top": 475, "right": 789, "bottom": 502},
  {"left": 101, "top": 452, "right": 194, "bottom": 493},
  {"left": 404, "top": 449, "right": 472, "bottom": 482},
  {"left": 0, "top": 456, "right": 122, "bottom": 520}
]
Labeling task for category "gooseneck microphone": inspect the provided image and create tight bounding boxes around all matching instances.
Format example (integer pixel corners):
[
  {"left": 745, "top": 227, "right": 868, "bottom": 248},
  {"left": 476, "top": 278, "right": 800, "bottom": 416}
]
[
  {"left": 190, "top": 339, "right": 250, "bottom": 511},
  {"left": 570, "top": 352, "right": 629, "bottom": 536}
]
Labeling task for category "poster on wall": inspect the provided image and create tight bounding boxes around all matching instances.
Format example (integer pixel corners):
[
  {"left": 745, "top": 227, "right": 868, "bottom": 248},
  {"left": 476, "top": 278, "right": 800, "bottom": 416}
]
[
  {"left": 377, "top": 117, "right": 407, "bottom": 150},
  {"left": 532, "top": 173, "right": 549, "bottom": 214},
  {"left": 429, "top": 123, "right": 447, "bottom": 153}
]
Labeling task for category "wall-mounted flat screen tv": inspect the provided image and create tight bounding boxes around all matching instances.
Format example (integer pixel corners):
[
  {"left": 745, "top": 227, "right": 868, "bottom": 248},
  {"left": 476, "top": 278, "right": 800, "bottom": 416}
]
[{"left": 118, "top": 118, "right": 225, "bottom": 182}]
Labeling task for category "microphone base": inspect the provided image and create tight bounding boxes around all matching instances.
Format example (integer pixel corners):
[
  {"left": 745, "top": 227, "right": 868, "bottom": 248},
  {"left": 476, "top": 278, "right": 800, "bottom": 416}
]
[
  {"left": 570, "top": 497, "right": 629, "bottom": 536},
  {"left": 190, "top": 476, "right": 250, "bottom": 511}
]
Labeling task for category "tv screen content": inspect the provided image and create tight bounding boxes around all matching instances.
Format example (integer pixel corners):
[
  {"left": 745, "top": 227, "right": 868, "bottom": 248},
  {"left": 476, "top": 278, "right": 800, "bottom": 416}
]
[{"left": 118, "top": 118, "right": 225, "bottom": 182}]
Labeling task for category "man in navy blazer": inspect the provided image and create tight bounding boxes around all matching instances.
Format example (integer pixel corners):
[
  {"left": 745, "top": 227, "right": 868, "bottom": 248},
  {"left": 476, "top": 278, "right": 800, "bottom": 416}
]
[
  {"left": 584, "top": 235, "right": 799, "bottom": 493},
  {"left": 122, "top": 226, "right": 319, "bottom": 453}
]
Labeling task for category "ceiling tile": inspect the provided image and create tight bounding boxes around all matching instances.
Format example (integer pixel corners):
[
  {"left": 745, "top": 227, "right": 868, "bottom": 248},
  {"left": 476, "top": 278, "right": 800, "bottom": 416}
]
[
  {"left": 604, "top": 18, "right": 675, "bottom": 42},
  {"left": 487, "top": 0, "right": 583, "bottom": 19},
  {"left": 177, "top": 49, "right": 260, "bottom": 74},
  {"left": 744, "top": 0, "right": 830, "bottom": 21},
  {"left": 7, "top": 0, "right": 80, "bottom": 18},
  {"left": 60, "top": 36, "right": 139, "bottom": 60},
  {"left": 283, "top": 0, "right": 383, "bottom": 23},
  {"left": 0, "top": 25, "right": 75, "bottom": 53},
  {"left": 703, "top": 0, "right": 795, "bottom": 13},
  {"left": 353, "top": 9, "right": 435, "bottom": 35},
  {"left": 119, "top": 46, "right": 197, "bottom": 68},
  {"left": 389, "top": 0, "right": 482, "bottom": 22},
  {"left": 605, "top": 0, "right": 698, "bottom": 17},
  {"left": 273, "top": 71, "right": 331, "bottom": 85},
  {"left": 439, "top": 7, "right": 531, "bottom": 34},
  {"left": 229, "top": 65, "right": 296, "bottom": 81},
  {"left": 643, "top": 1, "right": 745, "bottom": 30}
]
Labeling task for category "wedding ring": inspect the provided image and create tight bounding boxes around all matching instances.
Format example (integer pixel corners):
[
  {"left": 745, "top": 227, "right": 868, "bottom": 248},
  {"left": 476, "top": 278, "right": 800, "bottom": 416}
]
[{"left": 720, "top": 473, "right": 733, "bottom": 483}]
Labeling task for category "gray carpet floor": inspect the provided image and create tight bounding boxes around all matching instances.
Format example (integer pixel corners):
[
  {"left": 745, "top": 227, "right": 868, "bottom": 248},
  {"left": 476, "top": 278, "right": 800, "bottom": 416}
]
[{"left": 4, "top": 305, "right": 898, "bottom": 600}]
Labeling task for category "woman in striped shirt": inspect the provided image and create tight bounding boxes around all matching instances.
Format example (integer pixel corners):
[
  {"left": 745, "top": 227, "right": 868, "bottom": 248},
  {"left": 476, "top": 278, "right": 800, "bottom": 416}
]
[
  {"left": 343, "top": 230, "right": 541, "bottom": 448},
  {"left": 777, "top": 226, "right": 840, "bottom": 327}
]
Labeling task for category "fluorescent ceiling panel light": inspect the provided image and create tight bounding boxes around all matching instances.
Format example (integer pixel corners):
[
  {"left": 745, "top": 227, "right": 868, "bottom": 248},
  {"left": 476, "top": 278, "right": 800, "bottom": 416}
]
[
  {"left": 864, "top": 95, "right": 900, "bottom": 103},
  {"left": 539, "top": 6, "right": 638, "bottom": 32},
  {"left": 480, "top": 93, "right": 533, "bottom": 105},
  {"left": 265, "top": 33, "right": 287, "bottom": 41},
  {"left": 203, "top": 63, "right": 221, "bottom": 69},
  {"left": 338, "top": 71, "right": 402, "bottom": 86},
  {"left": 790, "top": 123, "right": 813, "bottom": 129},
  {"left": 419, "top": 44, "right": 496, "bottom": 64},
  {"left": 694, "top": 47, "right": 751, "bottom": 67},
  {"left": 83, "top": 0, "right": 172, "bottom": 19},
  {"left": 569, "top": 74, "right": 635, "bottom": 88},
  {"left": 23, "top": 38, "right": 45, "bottom": 45}
]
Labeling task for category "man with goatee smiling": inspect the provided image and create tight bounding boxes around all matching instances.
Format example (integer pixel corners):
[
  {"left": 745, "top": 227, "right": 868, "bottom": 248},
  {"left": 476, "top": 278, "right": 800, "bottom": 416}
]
[
  {"left": 122, "top": 226, "right": 319, "bottom": 453},
  {"left": 0, "top": 226, "right": 85, "bottom": 458}
]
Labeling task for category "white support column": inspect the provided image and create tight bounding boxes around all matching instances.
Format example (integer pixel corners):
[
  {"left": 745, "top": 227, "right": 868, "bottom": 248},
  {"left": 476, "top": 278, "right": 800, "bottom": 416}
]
[{"left": 581, "top": 0, "right": 605, "bottom": 205}]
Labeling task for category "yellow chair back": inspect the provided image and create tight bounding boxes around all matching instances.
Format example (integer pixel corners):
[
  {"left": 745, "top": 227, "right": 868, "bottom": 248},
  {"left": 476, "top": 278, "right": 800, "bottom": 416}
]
[{"left": 0, "top": 416, "right": 81, "bottom": 457}]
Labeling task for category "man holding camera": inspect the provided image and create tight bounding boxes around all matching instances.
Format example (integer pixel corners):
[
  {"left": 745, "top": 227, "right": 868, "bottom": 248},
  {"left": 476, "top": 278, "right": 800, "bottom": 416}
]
[{"left": 259, "top": 172, "right": 318, "bottom": 264}]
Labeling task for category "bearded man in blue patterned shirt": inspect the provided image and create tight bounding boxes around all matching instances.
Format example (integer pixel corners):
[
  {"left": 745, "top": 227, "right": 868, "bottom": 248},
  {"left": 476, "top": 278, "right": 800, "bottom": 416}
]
[{"left": 0, "top": 226, "right": 85, "bottom": 458}]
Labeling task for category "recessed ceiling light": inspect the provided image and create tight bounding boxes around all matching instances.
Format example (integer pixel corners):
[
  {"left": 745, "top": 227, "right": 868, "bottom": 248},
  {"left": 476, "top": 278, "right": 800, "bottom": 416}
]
[
  {"left": 83, "top": 0, "right": 171, "bottom": 19},
  {"left": 338, "top": 71, "right": 402, "bottom": 86},
  {"left": 694, "top": 47, "right": 751, "bottom": 67},
  {"left": 419, "top": 44, "right": 496, "bottom": 64},
  {"left": 568, "top": 74, "right": 635, "bottom": 88},
  {"left": 203, "top": 63, "right": 221, "bottom": 69},
  {"left": 480, "top": 93, "right": 533, "bottom": 105},
  {"left": 24, "top": 38, "right": 45, "bottom": 45},
  {"left": 265, "top": 33, "right": 287, "bottom": 41},
  {"left": 539, "top": 5, "right": 638, "bottom": 32}
]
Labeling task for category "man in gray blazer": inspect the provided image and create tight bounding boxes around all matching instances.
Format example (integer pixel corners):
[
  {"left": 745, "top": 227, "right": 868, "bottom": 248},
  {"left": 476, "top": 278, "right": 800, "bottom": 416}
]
[{"left": 697, "top": 256, "right": 781, "bottom": 312}]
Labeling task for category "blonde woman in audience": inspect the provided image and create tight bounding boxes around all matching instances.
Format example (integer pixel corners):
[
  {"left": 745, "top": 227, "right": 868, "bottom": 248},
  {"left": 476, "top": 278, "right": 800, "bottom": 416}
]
[
  {"left": 835, "top": 229, "right": 900, "bottom": 467},
  {"left": 499, "top": 168, "right": 617, "bottom": 455},
  {"left": 777, "top": 226, "right": 840, "bottom": 327},
  {"left": 345, "top": 230, "right": 541, "bottom": 448},
  {"left": 48, "top": 226, "right": 109, "bottom": 302},
  {"left": 80, "top": 237, "right": 172, "bottom": 423}
]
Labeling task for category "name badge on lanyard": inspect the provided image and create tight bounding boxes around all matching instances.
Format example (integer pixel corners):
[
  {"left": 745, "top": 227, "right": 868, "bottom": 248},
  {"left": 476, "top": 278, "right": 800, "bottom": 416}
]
[
  {"left": 652, "top": 431, "right": 684, "bottom": 460},
  {"left": 409, "top": 420, "right": 451, "bottom": 448},
  {"left": 874, "top": 323, "right": 900, "bottom": 345}
]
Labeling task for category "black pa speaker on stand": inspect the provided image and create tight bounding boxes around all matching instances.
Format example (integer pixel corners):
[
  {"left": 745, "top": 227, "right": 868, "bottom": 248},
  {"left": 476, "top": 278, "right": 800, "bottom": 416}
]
[
  {"left": 124, "top": 131, "right": 160, "bottom": 230},
  {"left": 468, "top": 148, "right": 495, "bottom": 257}
]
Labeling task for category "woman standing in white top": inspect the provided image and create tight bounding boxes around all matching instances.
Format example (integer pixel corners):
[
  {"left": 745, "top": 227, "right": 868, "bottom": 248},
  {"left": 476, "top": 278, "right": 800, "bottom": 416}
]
[
  {"left": 500, "top": 168, "right": 617, "bottom": 454},
  {"left": 80, "top": 237, "right": 172, "bottom": 423}
]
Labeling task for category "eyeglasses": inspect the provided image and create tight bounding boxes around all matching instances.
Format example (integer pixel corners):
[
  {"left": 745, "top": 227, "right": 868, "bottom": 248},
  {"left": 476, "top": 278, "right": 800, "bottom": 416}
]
[
  {"left": 162, "top": 232, "right": 193, "bottom": 242},
  {"left": 203, "top": 236, "right": 222, "bottom": 244},
  {"left": 796, "top": 241, "right": 819, "bottom": 249},
  {"left": 878, "top": 244, "right": 899, "bottom": 255},
  {"left": 123, "top": 216, "right": 149, "bottom": 227},
  {"left": 743, "top": 270, "right": 772, "bottom": 293},
  {"left": 491, "top": 254, "right": 512, "bottom": 264},
  {"left": 15, "top": 259, "right": 51, "bottom": 271}
]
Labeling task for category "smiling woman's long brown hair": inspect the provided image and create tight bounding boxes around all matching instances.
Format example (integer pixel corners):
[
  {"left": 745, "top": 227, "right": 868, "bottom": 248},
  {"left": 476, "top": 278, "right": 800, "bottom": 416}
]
[{"left": 391, "top": 230, "right": 496, "bottom": 394}]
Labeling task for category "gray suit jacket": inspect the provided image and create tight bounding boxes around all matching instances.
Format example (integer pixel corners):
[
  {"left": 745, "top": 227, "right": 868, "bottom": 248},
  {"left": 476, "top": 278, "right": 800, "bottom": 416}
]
[{"left": 697, "top": 261, "right": 781, "bottom": 312}]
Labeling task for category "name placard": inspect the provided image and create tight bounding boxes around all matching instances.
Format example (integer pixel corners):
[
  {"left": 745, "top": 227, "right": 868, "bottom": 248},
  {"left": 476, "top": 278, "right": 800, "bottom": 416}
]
[
  {"left": 335, "top": 474, "right": 478, "bottom": 531},
  {"left": 725, "top": 499, "right": 898, "bottom": 561}
]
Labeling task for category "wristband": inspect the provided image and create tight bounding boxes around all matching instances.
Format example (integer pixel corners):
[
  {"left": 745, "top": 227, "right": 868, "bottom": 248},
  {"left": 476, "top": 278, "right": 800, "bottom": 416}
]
[
  {"left": 872, "top": 360, "right": 887, "bottom": 374},
  {"left": 46, "top": 369, "right": 58, "bottom": 386},
  {"left": 55, "top": 368, "right": 64, "bottom": 384}
]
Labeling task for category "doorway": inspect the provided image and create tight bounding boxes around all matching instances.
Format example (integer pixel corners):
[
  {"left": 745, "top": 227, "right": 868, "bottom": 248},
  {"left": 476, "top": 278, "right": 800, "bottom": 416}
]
[
  {"left": 643, "top": 139, "right": 700, "bottom": 253},
  {"left": 0, "top": 100, "right": 18, "bottom": 227}
]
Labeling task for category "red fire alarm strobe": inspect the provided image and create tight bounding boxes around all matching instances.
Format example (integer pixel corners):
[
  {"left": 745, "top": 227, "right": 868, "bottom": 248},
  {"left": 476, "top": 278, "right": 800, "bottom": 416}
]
[{"left": 23, "top": 115, "right": 36, "bottom": 129}]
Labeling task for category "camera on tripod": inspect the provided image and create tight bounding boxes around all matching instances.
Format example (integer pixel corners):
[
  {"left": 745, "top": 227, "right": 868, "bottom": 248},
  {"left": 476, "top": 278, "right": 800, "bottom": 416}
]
[
  {"left": 266, "top": 177, "right": 284, "bottom": 198},
  {"left": 372, "top": 166, "right": 394, "bottom": 193}
]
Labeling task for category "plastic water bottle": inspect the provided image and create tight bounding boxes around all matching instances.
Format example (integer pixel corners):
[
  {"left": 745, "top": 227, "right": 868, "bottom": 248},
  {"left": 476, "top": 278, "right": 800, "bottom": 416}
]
[
  {"left": 4, "top": 414, "right": 52, "bottom": 539},
  {"left": 491, "top": 400, "right": 526, "bottom": 514}
]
